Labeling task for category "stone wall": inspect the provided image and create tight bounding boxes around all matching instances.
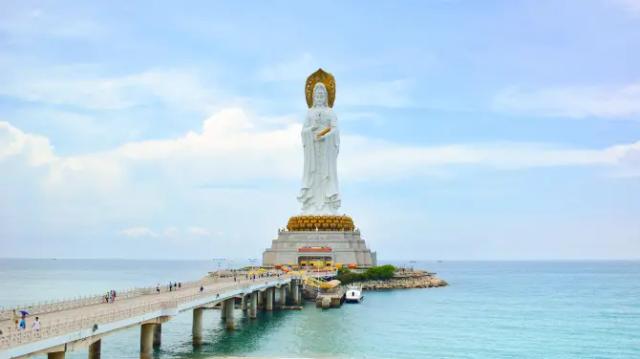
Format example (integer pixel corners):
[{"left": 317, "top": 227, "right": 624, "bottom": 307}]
[{"left": 359, "top": 275, "right": 447, "bottom": 290}]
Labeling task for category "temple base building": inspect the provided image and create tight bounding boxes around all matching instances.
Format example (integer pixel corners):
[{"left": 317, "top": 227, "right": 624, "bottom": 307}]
[{"left": 262, "top": 215, "right": 377, "bottom": 268}]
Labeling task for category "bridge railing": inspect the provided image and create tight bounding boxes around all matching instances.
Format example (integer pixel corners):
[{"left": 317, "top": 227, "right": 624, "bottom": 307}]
[
  {"left": 0, "top": 300, "right": 166, "bottom": 350},
  {"left": 0, "top": 276, "right": 297, "bottom": 350},
  {"left": 0, "top": 276, "right": 221, "bottom": 321},
  {"left": 0, "top": 287, "right": 148, "bottom": 321},
  {"left": 0, "top": 271, "right": 301, "bottom": 321}
]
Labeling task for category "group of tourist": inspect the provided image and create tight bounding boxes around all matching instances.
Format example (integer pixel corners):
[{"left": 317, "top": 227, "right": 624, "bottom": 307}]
[
  {"left": 247, "top": 272, "right": 282, "bottom": 281},
  {"left": 9, "top": 310, "right": 40, "bottom": 332},
  {"left": 104, "top": 289, "right": 117, "bottom": 303},
  {"left": 168, "top": 282, "right": 181, "bottom": 291},
  {"left": 154, "top": 282, "right": 182, "bottom": 294},
  {"left": 214, "top": 269, "right": 283, "bottom": 283}
]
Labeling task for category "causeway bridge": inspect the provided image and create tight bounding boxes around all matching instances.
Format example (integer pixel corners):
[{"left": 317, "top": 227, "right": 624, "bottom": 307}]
[{"left": 0, "top": 271, "right": 333, "bottom": 358}]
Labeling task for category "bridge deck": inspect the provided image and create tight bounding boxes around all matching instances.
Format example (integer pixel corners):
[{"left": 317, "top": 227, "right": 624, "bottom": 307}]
[{"left": 0, "top": 274, "right": 292, "bottom": 358}]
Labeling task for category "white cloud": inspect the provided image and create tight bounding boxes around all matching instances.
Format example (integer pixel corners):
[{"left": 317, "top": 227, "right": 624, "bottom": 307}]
[
  {"left": 187, "top": 226, "right": 211, "bottom": 236},
  {"left": 163, "top": 226, "right": 180, "bottom": 238},
  {"left": 610, "top": 0, "right": 640, "bottom": 15},
  {"left": 606, "top": 141, "right": 640, "bottom": 177},
  {"left": 493, "top": 84, "right": 640, "bottom": 119},
  {"left": 113, "top": 107, "right": 302, "bottom": 181},
  {"left": 2, "top": 108, "right": 639, "bottom": 259},
  {"left": 0, "top": 66, "right": 220, "bottom": 113},
  {"left": 119, "top": 227, "right": 158, "bottom": 238},
  {"left": 0, "top": 121, "right": 56, "bottom": 166},
  {"left": 342, "top": 138, "right": 640, "bottom": 179},
  {"left": 2, "top": 108, "right": 639, "bottom": 193}
]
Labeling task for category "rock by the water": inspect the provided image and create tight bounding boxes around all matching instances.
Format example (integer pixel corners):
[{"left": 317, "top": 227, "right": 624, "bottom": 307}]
[{"left": 359, "top": 272, "right": 447, "bottom": 291}]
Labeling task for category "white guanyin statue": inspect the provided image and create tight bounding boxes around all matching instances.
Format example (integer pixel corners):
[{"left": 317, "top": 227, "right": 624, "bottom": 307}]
[{"left": 298, "top": 69, "right": 341, "bottom": 214}]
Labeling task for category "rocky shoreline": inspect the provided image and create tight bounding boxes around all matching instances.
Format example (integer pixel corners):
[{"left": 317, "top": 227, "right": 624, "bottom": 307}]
[{"left": 359, "top": 273, "right": 448, "bottom": 290}]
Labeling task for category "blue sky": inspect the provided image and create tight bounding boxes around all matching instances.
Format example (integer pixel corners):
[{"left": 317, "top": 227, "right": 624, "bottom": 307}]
[{"left": 1, "top": 0, "right": 639, "bottom": 260}]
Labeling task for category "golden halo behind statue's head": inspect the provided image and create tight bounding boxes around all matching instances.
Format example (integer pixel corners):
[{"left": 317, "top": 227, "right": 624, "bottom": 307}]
[{"left": 305, "top": 68, "right": 336, "bottom": 108}]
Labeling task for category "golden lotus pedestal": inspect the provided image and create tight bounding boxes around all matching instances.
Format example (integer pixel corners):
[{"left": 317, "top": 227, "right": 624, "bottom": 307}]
[
  {"left": 286, "top": 215, "right": 355, "bottom": 232},
  {"left": 262, "top": 214, "right": 377, "bottom": 268}
]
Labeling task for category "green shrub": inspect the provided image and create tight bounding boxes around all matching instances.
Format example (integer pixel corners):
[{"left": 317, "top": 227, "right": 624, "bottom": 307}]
[
  {"left": 365, "top": 264, "right": 395, "bottom": 280},
  {"left": 336, "top": 265, "right": 396, "bottom": 284}
]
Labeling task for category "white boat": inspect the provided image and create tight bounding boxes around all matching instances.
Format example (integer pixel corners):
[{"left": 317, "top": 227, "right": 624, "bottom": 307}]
[{"left": 345, "top": 284, "right": 364, "bottom": 303}]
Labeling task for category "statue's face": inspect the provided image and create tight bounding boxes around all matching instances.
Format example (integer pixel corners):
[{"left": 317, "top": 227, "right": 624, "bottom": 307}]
[{"left": 313, "top": 83, "right": 327, "bottom": 107}]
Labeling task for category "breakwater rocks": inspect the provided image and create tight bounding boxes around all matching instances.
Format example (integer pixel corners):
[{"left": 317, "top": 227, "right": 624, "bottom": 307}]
[{"left": 360, "top": 273, "right": 447, "bottom": 290}]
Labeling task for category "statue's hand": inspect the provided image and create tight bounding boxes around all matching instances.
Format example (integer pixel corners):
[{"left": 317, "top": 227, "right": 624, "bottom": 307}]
[{"left": 316, "top": 127, "right": 331, "bottom": 140}]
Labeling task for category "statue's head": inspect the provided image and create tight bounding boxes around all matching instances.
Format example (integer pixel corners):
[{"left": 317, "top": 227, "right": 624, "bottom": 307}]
[{"left": 312, "top": 82, "right": 328, "bottom": 107}]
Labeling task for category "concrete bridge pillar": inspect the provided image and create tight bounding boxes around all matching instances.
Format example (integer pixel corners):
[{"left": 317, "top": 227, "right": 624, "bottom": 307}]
[
  {"left": 224, "top": 298, "right": 235, "bottom": 330},
  {"left": 299, "top": 283, "right": 304, "bottom": 304},
  {"left": 286, "top": 281, "right": 293, "bottom": 302},
  {"left": 241, "top": 294, "right": 248, "bottom": 312},
  {"left": 192, "top": 307, "right": 203, "bottom": 345},
  {"left": 264, "top": 287, "right": 274, "bottom": 311},
  {"left": 278, "top": 286, "right": 287, "bottom": 308},
  {"left": 153, "top": 324, "right": 161, "bottom": 349},
  {"left": 265, "top": 287, "right": 274, "bottom": 311},
  {"left": 140, "top": 323, "right": 157, "bottom": 357},
  {"left": 249, "top": 291, "right": 258, "bottom": 319},
  {"left": 48, "top": 351, "right": 65, "bottom": 359},
  {"left": 292, "top": 281, "right": 301, "bottom": 305},
  {"left": 220, "top": 299, "right": 230, "bottom": 320},
  {"left": 88, "top": 339, "right": 101, "bottom": 359}
]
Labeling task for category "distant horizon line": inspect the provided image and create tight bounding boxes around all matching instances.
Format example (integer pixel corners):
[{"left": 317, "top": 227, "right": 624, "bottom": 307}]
[{"left": 1, "top": 257, "right": 638, "bottom": 262}]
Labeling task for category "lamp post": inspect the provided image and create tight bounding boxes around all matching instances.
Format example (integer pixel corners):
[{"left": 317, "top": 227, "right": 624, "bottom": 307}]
[{"left": 212, "top": 258, "right": 227, "bottom": 281}]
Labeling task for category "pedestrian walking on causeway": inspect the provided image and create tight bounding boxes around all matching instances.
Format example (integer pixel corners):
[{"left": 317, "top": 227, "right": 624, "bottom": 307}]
[
  {"left": 200, "top": 286, "right": 204, "bottom": 292},
  {"left": 32, "top": 317, "right": 40, "bottom": 331},
  {"left": 18, "top": 316, "right": 26, "bottom": 331}
]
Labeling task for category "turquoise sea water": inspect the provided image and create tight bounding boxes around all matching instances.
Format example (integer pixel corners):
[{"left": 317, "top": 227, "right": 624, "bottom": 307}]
[{"left": 1, "top": 259, "right": 639, "bottom": 358}]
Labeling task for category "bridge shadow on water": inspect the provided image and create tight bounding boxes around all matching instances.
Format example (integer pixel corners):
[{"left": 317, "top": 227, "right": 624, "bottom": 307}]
[{"left": 155, "top": 310, "right": 294, "bottom": 358}]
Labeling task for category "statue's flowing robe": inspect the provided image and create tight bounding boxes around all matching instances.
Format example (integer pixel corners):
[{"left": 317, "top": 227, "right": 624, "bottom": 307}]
[{"left": 298, "top": 107, "right": 341, "bottom": 214}]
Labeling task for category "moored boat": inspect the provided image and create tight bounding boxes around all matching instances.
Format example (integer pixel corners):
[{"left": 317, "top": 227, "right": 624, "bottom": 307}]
[{"left": 345, "top": 284, "right": 364, "bottom": 303}]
